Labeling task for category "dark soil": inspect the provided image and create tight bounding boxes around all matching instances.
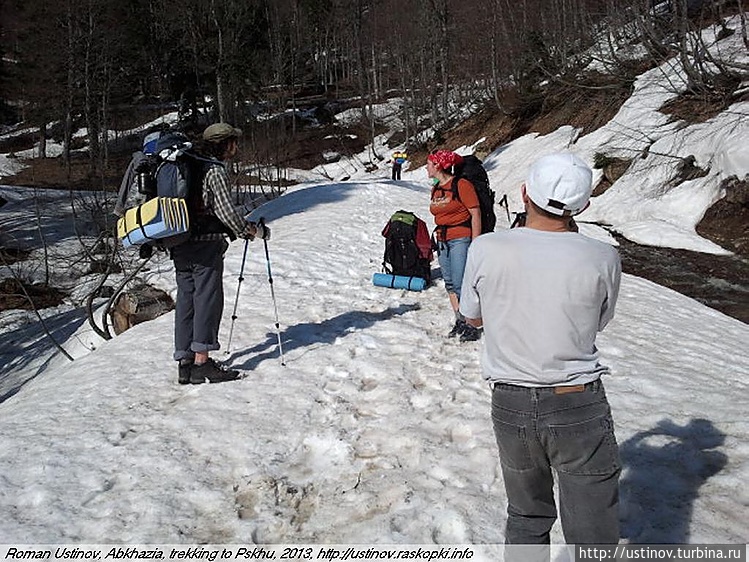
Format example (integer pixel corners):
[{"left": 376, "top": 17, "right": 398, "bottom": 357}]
[
  {"left": 696, "top": 176, "right": 749, "bottom": 257},
  {"left": 614, "top": 233, "right": 749, "bottom": 324},
  {"left": 592, "top": 157, "right": 633, "bottom": 197},
  {"left": 409, "top": 72, "right": 637, "bottom": 168},
  {"left": 258, "top": 122, "right": 374, "bottom": 171},
  {"left": 3, "top": 118, "right": 377, "bottom": 191},
  {"left": 3, "top": 151, "right": 135, "bottom": 192},
  {"left": 0, "top": 278, "right": 66, "bottom": 311},
  {"left": 0, "top": 247, "right": 31, "bottom": 265},
  {"left": 0, "top": 130, "right": 37, "bottom": 154},
  {"left": 532, "top": 73, "right": 637, "bottom": 137},
  {"left": 660, "top": 83, "right": 749, "bottom": 124}
]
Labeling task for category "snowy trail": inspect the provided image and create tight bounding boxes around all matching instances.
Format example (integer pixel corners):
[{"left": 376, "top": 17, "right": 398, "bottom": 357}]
[
  {"left": 228, "top": 180, "right": 500, "bottom": 542},
  {"left": 1, "top": 180, "right": 748, "bottom": 545}
]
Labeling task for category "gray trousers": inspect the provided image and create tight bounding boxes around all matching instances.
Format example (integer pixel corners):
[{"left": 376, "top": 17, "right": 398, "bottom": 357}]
[
  {"left": 491, "top": 379, "right": 621, "bottom": 547},
  {"left": 172, "top": 239, "right": 228, "bottom": 362}
]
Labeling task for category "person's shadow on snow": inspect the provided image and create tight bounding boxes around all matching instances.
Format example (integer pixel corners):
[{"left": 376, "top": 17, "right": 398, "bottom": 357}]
[
  {"left": 619, "top": 418, "right": 727, "bottom": 543},
  {"left": 228, "top": 303, "right": 420, "bottom": 370}
]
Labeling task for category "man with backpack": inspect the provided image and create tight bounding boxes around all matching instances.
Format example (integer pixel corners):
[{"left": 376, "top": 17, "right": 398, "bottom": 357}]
[
  {"left": 428, "top": 149, "right": 482, "bottom": 342},
  {"left": 459, "top": 153, "right": 622, "bottom": 552},
  {"left": 172, "top": 122, "right": 270, "bottom": 385},
  {"left": 391, "top": 151, "right": 407, "bottom": 181}
]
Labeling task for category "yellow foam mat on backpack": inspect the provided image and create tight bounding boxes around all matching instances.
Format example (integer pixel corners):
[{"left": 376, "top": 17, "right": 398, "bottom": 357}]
[{"left": 117, "top": 197, "right": 189, "bottom": 244}]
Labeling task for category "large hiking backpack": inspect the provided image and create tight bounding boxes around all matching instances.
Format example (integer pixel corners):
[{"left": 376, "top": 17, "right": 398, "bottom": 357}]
[
  {"left": 117, "top": 132, "right": 225, "bottom": 249},
  {"left": 153, "top": 132, "right": 201, "bottom": 199},
  {"left": 451, "top": 154, "right": 496, "bottom": 234},
  {"left": 381, "top": 210, "right": 433, "bottom": 282}
]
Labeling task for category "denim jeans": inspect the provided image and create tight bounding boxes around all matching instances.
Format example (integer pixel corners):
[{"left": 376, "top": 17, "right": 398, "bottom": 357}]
[
  {"left": 172, "top": 239, "right": 228, "bottom": 361},
  {"left": 436, "top": 236, "right": 471, "bottom": 300},
  {"left": 491, "top": 379, "right": 621, "bottom": 546}
]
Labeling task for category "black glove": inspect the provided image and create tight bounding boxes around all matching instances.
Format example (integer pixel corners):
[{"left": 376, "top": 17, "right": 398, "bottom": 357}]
[{"left": 139, "top": 243, "right": 153, "bottom": 259}]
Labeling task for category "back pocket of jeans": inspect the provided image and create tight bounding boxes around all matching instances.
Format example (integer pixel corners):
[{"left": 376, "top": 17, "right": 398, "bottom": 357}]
[
  {"left": 492, "top": 418, "right": 533, "bottom": 470},
  {"left": 548, "top": 414, "right": 620, "bottom": 475}
]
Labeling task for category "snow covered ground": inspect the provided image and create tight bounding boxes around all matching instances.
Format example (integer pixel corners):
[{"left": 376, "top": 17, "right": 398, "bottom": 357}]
[
  {"left": 0, "top": 12, "right": 748, "bottom": 553},
  {"left": 1, "top": 177, "right": 748, "bottom": 548}
]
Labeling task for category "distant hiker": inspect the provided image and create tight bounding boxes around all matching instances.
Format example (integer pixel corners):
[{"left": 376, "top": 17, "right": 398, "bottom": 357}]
[
  {"left": 391, "top": 151, "right": 407, "bottom": 181},
  {"left": 460, "top": 153, "right": 622, "bottom": 550},
  {"left": 427, "top": 149, "right": 482, "bottom": 342},
  {"left": 173, "top": 122, "right": 271, "bottom": 385}
]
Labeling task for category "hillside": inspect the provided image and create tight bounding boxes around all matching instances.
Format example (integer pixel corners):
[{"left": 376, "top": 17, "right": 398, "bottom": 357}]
[{"left": 2, "top": 71, "right": 748, "bottom": 322}]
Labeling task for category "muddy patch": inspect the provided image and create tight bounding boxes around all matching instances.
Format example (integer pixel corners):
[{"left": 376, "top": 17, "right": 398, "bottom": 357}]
[
  {"left": 696, "top": 175, "right": 749, "bottom": 257},
  {"left": 660, "top": 82, "right": 748, "bottom": 124},
  {"left": 0, "top": 246, "right": 32, "bottom": 265},
  {"left": 614, "top": 234, "right": 749, "bottom": 324},
  {"left": 0, "top": 278, "right": 67, "bottom": 311}
]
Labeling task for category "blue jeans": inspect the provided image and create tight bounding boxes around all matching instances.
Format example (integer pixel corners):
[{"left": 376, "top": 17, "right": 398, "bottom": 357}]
[
  {"left": 492, "top": 379, "right": 621, "bottom": 546},
  {"left": 436, "top": 237, "right": 471, "bottom": 300}
]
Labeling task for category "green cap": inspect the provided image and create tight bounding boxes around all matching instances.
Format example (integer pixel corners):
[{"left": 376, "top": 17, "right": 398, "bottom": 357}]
[{"left": 202, "top": 123, "right": 242, "bottom": 143}]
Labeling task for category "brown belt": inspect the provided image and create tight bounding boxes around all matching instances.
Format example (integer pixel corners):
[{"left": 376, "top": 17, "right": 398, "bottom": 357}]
[{"left": 553, "top": 384, "right": 586, "bottom": 395}]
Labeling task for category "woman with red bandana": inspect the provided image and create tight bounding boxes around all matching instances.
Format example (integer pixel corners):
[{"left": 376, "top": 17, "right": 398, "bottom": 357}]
[{"left": 427, "top": 149, "right": 482, "bottom": 341}]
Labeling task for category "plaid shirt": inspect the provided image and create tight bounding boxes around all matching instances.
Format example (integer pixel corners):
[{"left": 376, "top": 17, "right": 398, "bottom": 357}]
[{"left": 193, "top": 162, "right": 255, "bottom": 241}]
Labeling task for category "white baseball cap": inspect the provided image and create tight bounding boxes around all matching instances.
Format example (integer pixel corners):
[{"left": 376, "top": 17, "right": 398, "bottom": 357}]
[{"left": 526, "top": 153, "right": 593, "bottom": 216}]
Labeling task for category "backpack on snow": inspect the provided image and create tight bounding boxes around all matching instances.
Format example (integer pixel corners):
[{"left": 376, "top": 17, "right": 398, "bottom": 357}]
[
  {"left": 117, "top": 132, "right": 229, "bottom": 249},
  {"left": 450, "top": 154, "right": 496, "bottom": 234},
  {"left": 381, "top": 210, "right": 433, "bottom": 282}
]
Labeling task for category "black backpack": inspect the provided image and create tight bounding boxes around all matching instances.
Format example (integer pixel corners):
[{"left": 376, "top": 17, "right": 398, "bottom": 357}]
[
  {"left": 382, "top": 210, "right": 433, "bottom": 282},
  {"left": 451, "top": 154, "right": 496, "bottom": 234}
]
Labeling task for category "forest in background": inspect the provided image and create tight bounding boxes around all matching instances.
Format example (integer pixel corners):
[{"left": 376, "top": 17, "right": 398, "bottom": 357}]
[
  {"left": 1, "top": 0, "right": 747, "bottom": 337},
  {"left": 0, "top": 0, "right": 747, "bottom": 184}
]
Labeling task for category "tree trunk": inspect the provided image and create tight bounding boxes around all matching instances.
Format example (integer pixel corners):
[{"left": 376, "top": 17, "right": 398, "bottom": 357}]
[
  {"left": 83, "top": 7, "right": 100, "bottom": 176},
  {"left": 38, "top": 123, "right": 47, "bottom": 159},
  {"left": 290, "top": 0, "right": 299, "bottom": 138},
  {"left": 212, "top": 0, "right": 227, "bottom": 122},
  {"left": 676, "top": 0, "right": 703, "bottom": 90},
  {"left": 110, "top": 284, "right": 175, "bottom": 336},
  {"left": 436, "top": 1, "right": 449, "bottom": 118},
  {"left": 63, "top": 4, "right": 75, "bottom": 179}
]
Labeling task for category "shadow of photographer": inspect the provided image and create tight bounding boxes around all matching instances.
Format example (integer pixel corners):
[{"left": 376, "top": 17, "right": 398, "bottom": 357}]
[{"left": 619, "top": 418, "right": 727, "bottom": 543}]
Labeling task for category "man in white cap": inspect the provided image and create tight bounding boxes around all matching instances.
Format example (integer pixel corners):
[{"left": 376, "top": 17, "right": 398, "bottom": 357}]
[{"left": 460, "top": 153, "right": 622, "bottom": 552}]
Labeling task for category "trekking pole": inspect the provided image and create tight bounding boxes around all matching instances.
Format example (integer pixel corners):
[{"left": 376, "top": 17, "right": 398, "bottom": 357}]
[
  {"left": 498, "top": 193, "right": 511, "bottom": 224},
  {"left": 226, "top": 238, "right": 250, "bottom": 354},
  {"left": 259, "top": 217, "right": 286, "bottom": 366},
  {"left": 511, "top": 211, "right": 527, "bottom": 229}
]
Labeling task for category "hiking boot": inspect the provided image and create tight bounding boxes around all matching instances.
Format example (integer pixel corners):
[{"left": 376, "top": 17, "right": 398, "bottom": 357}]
[
  {"left": 190, "top": 359, "right": 240, "bottom": 384},
  {"left": 448, "top": 319, "right": 467, "bottom": 338},
  {"left": 460, "top": 324, "right": 482, "bottom": 342},
  {"left": 178, "top": 360, "right": 193, "bottom": 385}
]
